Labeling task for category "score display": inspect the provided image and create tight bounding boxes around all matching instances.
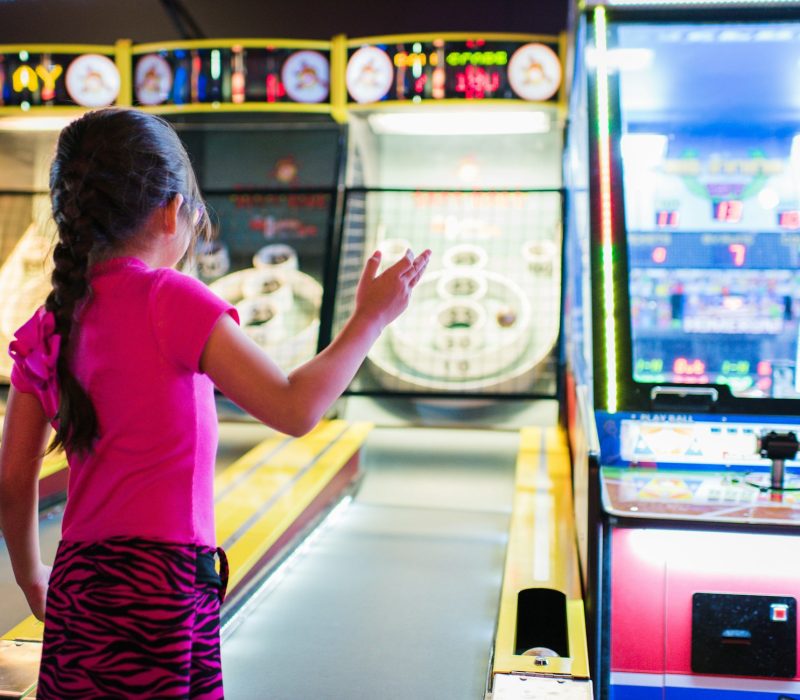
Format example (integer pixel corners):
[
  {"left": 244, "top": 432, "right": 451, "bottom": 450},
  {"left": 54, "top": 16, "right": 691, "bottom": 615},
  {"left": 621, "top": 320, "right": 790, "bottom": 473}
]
[
  {"left": 132, "top": 46, "right": 330, "bottom": 107},
  {"left": 0, "top": 49, "right": 121, "bottom": 108},
  {"left": 624, "top": 134, "right": 800, "bottom": 398},
  {"left": 628, "top": 229, "right": 800, "bottom": 397},
  {"left": 712, "top": 200, "right": 743, "bottom": 224},
  {"left": 345, "top": 38, "right": 561, "bottom": 104}
]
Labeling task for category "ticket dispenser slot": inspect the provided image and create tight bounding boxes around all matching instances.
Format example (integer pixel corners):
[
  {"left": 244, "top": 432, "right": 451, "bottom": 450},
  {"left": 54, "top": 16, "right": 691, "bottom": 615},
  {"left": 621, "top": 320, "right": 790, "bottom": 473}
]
[
  {"left": 514, "top": 588, "right": 569, "bottom": 658},
  {"left": 691, "top": 593, "right": 797, "bottom": 678}
]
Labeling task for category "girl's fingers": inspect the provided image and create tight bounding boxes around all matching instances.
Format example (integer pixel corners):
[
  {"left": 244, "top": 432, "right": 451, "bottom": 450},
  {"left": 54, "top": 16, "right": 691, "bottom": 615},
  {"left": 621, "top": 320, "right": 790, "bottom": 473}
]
[
  {"left": 362, "top": 251, "right": 382, "bottom": 280},
  {"left": 400, "top": 250, "right": 431, "bottom": 278},
  {"left": 386, "top": 249, "right": 415, "bottom": 275},
  {"left": 405, "top": 253, "right": 431, "bottom": 282}
]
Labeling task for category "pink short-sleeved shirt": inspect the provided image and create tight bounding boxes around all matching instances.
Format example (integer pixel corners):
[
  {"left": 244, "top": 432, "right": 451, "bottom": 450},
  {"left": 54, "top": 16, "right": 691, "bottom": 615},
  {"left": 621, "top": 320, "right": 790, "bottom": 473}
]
[{"left": 9, "top": 256, "right": 238, "bottom": 547}]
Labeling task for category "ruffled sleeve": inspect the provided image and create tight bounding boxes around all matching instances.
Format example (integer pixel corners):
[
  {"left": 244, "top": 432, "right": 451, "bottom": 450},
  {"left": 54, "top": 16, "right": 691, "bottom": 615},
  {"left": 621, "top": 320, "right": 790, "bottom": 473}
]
[{"left": 8, "top": 306, "right": 61, "bottom": 420}]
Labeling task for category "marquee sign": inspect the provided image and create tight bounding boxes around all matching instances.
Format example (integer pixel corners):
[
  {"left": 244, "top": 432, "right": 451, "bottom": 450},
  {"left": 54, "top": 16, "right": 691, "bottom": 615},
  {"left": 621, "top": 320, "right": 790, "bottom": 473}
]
[
  {"left": 345, "top": 38, "right": 562, "bottom": 104},
  {"left": 132, "top": 45, "right": 331, "bottom": 107},
  {"left": 0, "top": 49, "right": 121, "bottom": 108}
]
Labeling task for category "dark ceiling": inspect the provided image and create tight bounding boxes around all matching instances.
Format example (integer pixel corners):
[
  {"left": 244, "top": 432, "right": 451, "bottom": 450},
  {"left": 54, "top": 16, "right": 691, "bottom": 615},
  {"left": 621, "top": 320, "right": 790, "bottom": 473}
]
[{"left": 0, "top": 0, "right": 569, "bottom": 44}]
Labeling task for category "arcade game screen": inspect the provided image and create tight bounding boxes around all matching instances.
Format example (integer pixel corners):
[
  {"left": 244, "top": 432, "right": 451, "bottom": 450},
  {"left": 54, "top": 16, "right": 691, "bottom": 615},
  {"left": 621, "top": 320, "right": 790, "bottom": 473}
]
[
  {"left": 615, "top": 22, "right": 800, "bottom": 398},
  {"left": 175, "top": 121, "right": 340, "bottom": 372}
]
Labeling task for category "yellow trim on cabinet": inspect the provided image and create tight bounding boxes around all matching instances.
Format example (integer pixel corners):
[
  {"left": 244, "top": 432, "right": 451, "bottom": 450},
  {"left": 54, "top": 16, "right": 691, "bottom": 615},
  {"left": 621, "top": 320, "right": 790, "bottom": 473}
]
[
  {"left": 137, "top": 102, "right": 331, "bottom": 115},
  {"left": 115, "top": 39, "right": 132, "bottom": 107},
  {"left": 346, "top": 32, "right": 560, "bottom": 47},
  {"left": 132, "top": 38, "right": 330, "bottom": 54},
  {"left": 330, "top": 34, "right": 348, "bottom": 124},
  {"left": 0, "top": 44, "right": 116, "bottom": 55}
]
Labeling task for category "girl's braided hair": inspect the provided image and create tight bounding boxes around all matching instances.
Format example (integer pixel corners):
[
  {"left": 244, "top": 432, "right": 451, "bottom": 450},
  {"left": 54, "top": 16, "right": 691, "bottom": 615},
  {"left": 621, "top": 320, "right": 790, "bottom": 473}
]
[{"left": 45, "top": 108, "right": 209, "bottom": 454}]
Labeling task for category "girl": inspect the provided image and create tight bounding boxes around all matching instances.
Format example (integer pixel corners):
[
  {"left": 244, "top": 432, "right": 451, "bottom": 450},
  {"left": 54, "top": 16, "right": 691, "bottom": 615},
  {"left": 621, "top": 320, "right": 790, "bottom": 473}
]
[{"left": 0, "top": 108, "right": 429, "bottom": 699}]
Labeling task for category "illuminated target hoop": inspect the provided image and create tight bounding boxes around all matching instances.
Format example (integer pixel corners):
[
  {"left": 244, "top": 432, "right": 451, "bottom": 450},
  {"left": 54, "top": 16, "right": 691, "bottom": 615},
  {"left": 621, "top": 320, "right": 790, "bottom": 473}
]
[
  {"left": 281, "top": 50, "right": 330, "bottom": 104},
  {"left": 135, "top": 54, "right": 173, "bottom": 106},
  {"left": 65, "top": 54, "right": 120, "bottom": 108},
  {"left": 435, "top": 270, "right": 489, "bottom": 301},
  {"left": 442, "top": 243, "right": 489, "bottom": 271},
  {"left": 253, "top": 244, "right": 299, "bottom": 271},
  {"left": 522, "top": 239, "right": 558, "bottom": 274},
  {"left": 237, "top": 297, "right": 287, "bottom": 346},
  {"left": 211, "top": 268, "right": 322, "bottom": 371},
  {"left": 346, "top": 46, "right": 393, "bottom": 104},
  {"left": 507, "top": 43, "right": 561, "bottom": 102},
  {"left": 241, "top": 269, "right": 294, "bottom": 313},
  {"left": 385, "top": 270, "right": 532, "bottom": 381},
  {"left": 195, "top": 240, "right": 230, "bottom": 280}
]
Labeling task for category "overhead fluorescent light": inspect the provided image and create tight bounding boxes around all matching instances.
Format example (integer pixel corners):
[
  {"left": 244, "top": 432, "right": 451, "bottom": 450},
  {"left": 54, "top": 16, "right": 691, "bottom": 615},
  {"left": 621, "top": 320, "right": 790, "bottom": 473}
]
[
  {"left": 620, "top": 133, "right": 668, "bottom": 168},
  {"left": 367, "top": 110, "right": 552, "bottom": 136},
  {"left": 586, "top": 47, "right": 653, "bottom": 71}
]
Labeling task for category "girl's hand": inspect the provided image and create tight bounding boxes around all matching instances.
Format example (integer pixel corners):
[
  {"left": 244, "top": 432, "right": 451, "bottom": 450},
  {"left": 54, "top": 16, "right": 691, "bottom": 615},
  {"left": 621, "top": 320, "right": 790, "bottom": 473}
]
[
  {"left": 21, "top": 563, "right": 51, "bottom": 621},
  {"left": 355, "top": 248, "right": 431, "bottom": 330}
]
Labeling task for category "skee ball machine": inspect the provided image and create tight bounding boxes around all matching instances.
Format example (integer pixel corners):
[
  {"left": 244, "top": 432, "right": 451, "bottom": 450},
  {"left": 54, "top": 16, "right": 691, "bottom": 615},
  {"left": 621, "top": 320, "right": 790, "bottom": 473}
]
[
  {"left": 331, "top": 32, "right": 593, "bottom": 699},
  {"left": 565, "top": 2, "right": 800, "bottom": 698},
  {"left": 0, "top": 42, "right": 128, "bottom": 694},
  {"left": 334, "top": 33, "right": 565, "bottom": 399}
]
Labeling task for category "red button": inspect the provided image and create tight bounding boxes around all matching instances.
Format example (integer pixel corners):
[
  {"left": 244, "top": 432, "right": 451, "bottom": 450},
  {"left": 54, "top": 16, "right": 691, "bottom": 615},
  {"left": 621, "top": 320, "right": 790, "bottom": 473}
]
[{"left": 770, "top": 604, "right": 788, "bottom": 622}]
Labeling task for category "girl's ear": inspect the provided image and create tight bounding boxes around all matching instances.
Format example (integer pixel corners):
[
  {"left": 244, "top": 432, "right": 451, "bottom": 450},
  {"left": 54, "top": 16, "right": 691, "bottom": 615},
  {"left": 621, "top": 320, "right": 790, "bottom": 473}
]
[{"left": 161, "top": 194, "right": 184, "bottom": 235}]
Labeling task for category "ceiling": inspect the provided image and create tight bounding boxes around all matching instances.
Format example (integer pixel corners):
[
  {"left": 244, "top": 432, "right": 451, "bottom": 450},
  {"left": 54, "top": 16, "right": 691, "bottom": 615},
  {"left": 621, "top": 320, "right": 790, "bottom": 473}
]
[{"left": 0, "top": 0, "right": 568, "bottom": 44}]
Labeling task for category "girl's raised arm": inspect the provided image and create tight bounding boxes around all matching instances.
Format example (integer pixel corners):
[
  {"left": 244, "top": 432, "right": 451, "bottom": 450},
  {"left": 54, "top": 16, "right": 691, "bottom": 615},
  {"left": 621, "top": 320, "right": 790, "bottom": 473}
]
[{"left": 201, "top": 248, "right": 430, "bottom": 436}]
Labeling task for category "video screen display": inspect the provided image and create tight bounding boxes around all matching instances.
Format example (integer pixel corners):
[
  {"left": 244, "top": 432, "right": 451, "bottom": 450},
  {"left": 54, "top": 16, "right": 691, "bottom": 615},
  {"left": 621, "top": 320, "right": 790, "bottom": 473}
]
[
  {"left": 615, "top": 22, "right": 800, "bottom": 398},
  {"left": 625, "top": 134, "right": 800, "bottom": 398}
]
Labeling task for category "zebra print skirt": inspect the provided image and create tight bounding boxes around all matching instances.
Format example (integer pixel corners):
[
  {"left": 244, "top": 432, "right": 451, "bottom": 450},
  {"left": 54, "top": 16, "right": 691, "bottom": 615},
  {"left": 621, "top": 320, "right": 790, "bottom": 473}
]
[{"left": 38, "top": 537, "right": 228, "bottom": 699}]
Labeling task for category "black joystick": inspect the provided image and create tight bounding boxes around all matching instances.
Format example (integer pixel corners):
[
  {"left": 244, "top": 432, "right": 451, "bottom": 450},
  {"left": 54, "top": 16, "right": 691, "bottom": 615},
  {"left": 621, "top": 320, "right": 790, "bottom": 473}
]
[{"left": 757, "top": 431, "right": 799, "bottom": 491}]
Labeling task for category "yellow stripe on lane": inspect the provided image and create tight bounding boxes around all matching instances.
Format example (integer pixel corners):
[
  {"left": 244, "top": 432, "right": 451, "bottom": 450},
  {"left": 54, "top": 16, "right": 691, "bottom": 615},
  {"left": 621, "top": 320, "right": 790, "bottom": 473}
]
[
  {"left": 38, "top": 452, "right": 67, "bottom": 481},
  {"left": 492, "top": 426, "right": 591, "bottom": 681},
  {"left": 2, "top": 615, "right": 43, "bottom": 643},
  {"left": 225, "top": 422, "right": 372, "bottom": 592},
  {"left": 214, "top": 432, "right": 293, "bottom": 493},
  {"left": 215, "top": 421, "right": 350, "bottom": 544},
  {"left": 2, "top": 420, "right": 366, "bottom": 643}
]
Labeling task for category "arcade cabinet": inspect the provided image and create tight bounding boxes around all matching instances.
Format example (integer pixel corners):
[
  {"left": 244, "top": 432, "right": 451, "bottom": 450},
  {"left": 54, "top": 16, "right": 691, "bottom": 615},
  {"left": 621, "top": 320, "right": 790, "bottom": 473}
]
[{"left": 565, "top": 2, "right": 800, "bottom": 698}]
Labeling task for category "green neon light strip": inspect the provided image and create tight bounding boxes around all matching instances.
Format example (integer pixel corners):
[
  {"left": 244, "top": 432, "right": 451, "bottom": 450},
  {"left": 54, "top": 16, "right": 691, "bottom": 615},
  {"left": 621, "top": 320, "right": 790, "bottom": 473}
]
[{"left": 594, "top": 6, "right": 618, "bottom": 413}]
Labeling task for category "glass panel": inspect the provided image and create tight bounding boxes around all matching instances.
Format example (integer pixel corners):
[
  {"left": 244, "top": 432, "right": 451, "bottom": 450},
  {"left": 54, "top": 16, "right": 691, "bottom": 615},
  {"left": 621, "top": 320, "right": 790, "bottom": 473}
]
[
  {"left": 0, "top": 131, "right": 58, "bottom": 191},
  {"left": 174, "top": 123, "right": 340, "bottom": 373},
  {"left": 176, "top": 125, "right": 340, "bottom": 190},
  {"left": 346, "top": 110, "right": 562, "bottom": 190},
  {"left": 564, "top": 17, "right": 593, "bottom": 394},
  {"left": 616, "top": 22, "right": 800, "bottom": 398},
  {"left": 193, "top": 192, "right": 332, "bottom": 373},
  {"left": 334, "top": 189, "right": 561, "bottom": 395},
  {"left": 0, "top": 192, "right": 56, "bottom": 381}
]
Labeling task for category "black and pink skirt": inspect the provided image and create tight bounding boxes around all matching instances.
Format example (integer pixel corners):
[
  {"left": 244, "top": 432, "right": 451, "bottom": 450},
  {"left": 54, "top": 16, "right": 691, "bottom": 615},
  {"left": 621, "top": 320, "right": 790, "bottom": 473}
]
[{"left": 38, "top": 537, "right": 229, "bottom": 699}]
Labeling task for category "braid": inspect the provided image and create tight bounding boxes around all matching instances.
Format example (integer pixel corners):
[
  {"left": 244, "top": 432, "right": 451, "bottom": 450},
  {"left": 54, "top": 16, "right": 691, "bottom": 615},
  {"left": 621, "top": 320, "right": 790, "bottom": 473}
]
[
  {"left": 43, "top": 108, "right": 208, "bottom": 455},
  {"left": 45, "top": 183, "right": 98, "bottom": 453}
]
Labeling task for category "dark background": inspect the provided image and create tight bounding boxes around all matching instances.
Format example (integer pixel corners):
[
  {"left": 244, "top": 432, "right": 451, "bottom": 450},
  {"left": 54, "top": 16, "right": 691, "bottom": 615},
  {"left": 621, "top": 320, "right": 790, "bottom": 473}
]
[{"left": 0, "top": 0, "right": 569, "bottom": 43}]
